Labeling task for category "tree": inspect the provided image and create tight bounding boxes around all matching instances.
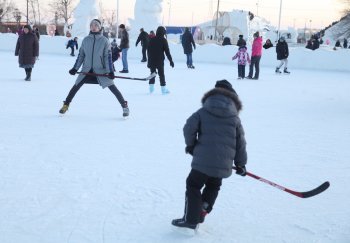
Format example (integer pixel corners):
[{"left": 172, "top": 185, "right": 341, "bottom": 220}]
[
  {"left": 49, "top": 0, "right": 76, "bottom": 25},
  {"left": 0, "top": 0, "right": 16, "bottom": 23},
  {"left": 338, "top": 0, "right": 350, "bottom": 15}
]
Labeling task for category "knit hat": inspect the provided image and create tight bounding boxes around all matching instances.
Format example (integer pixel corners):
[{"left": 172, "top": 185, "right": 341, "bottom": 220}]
[
  {"left": 23, "top": 25, "right": 32, "bottom": 31},
  {"left": 119, "top": 24, "right": 125, "bottom": 29},
  {"left": 215, "top": 80, "right": 237, "bottom": 94},
  {"left": 90, "top": 19, "right": 102, "bottom": 30}
]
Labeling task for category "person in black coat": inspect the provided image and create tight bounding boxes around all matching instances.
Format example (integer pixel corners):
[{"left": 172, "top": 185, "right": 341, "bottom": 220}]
[
  {"left": 343, "top": 38, "right": 348, "bottom": 48},
  {"left": 263, "top": 39, "right": 273, "bottom": 49},
  {"left": 147, "top": 26, "right": 174, "bottom": 94},
  {"left": 275, "top": 36, "right": 290, "bottom": 74},
  {"left": 135, "top": 28, "right": 149, "bottom": 62},
  {"left": 236, "top": 34, "right": 246, "bottom": 47},
  {"left": 15, "top": 25, "right": 39, "bottom": 81},
  {"left": 312, "top": 37, "right": 320, "bottom": 50},
  {"left": 181, "top": 27, "right": 196, "bottom": 68},
  {"left": 172, "top": 80, "right": 247, "bottom": 230}
]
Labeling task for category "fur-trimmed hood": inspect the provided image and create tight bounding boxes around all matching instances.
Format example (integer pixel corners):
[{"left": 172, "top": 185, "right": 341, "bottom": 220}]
[{"left": 201, "top": 88, "right": 242, "bottom": 117}]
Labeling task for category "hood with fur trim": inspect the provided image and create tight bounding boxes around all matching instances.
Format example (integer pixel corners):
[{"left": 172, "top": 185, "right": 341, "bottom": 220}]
[{"left": 201, "top": 88, "right": 242, "bottom": 117}]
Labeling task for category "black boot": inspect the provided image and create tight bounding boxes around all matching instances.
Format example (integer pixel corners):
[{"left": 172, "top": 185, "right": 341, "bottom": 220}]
[
  {"left": 24, "top": 69, "right": 28, "bottom": 80},
  {"left": 171, "top": 218, "right": 198, "bottom": 230},
  {"left": 25, "top": 68, "right": 32, "bottom": 81}
]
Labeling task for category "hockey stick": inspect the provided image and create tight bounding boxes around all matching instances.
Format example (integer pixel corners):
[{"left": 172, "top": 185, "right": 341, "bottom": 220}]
[
  {"left": 76, "top": 72, "right": 157, "bottom": 81},
  {"left": 233, "top": 166, "right": 330, "bottom": 198}
]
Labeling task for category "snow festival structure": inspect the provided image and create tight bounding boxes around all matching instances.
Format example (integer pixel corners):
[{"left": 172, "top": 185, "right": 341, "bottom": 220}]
[
  {"left": 128, "top": 0, "right": 164, "bottom": 37},
  {"left": 196, "top": 10, "right": 286, "bottom": 44},
  {"left": 70, "top": 0, "right": 100, "bottom": 37}
]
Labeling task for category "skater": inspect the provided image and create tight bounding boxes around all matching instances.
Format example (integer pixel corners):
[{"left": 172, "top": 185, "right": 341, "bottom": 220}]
[
  {"left": 275, "top": 36, "right": 290, "bottom": 74},
  {"left": 15, "top": 24, "right": 39, "bottom": 81},
  {"left": 59, "top": 19, "right": 129, "bottom": 118},
  {"left": 236, "top": 34, "right": 246, "bottom": 47},
  {"left": 135, "top": 28, "right": 149, "bottom": 62},
  {"left": 147, "top": 26, "right": 174, "bottom": 94},
  {"left": 172, "top": 80, "right": 248, "bottom": 230},
  {"left": 66, "top": 37, "right": 78, "bottom": 56},
  {"left": 246, "top": 31, "right": 262, "bottom": 80},
  {"left": 118, "top": 24, "right": 129, "bottom": 73},
  {"left": 181, "top": 27, "right": 196, "bottom": 69},
  {"left": 232, "top": 45, "right": 251, "bottom": 79}
]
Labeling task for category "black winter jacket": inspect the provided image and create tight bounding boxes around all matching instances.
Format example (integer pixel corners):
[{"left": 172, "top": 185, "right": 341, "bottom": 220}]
[
  {"left": 136, "top": 30, "right": 149, "bottom": 47},
  {"left": 183, "top": 88, "right": 247, "bottom": 178},
  {"left": 276, "top": 40, "right": 289, "bottom": 60},
  {"left": 147, "top": 27, "right": 173, "bottom": 68},
  {"left": 181, "top": 29, "right": 196, "bottom": 54}
]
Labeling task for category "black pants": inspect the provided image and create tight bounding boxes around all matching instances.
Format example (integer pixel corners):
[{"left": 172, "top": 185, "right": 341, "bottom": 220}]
[
  {"left": 238, "top": 64, "right": 246, "bottom": 78},
  {"left": 149, "top": 64, "right": 166, "bottom": 86},
  {"left": 141, "top": 45, "right": 147, "bottom": 61},
  {"left": 69, "top": 46, "right": 75, "bottom": 55},
  {"left": 183, "top": 169, "right": 222, "bottom": 224},
  {"left": 64, "top": 76, "right": 126, "bottom": 107},
  {"left": 248, "top": 56, "right": 261, "bottom": 79}
]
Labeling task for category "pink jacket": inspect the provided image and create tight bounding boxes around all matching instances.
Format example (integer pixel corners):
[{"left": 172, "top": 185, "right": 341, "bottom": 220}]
[
  {"left": 251, "top": 36, "right": 263, "bottom": 57},
  {"left": 232, "top": 49, "right": 251, "bottom": 65}
]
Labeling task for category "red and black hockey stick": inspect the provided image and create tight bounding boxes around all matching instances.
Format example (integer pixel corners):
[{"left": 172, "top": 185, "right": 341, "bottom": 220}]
[
  {"left": 233, "top": 166, "right": 330, "bottom": 198},
  {"left": 77, "top": 72, "right": 156, "bottom": 81}
]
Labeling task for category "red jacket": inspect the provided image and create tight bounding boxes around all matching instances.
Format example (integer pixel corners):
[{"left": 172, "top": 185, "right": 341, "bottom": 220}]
[{"left": 251, "top": 36, "right": 263, "bottom": 57}]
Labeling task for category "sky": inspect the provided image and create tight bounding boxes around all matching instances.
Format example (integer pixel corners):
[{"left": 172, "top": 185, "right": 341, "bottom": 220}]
[{"left": 15, "top": 0, "right": 343, "bottom": 29}]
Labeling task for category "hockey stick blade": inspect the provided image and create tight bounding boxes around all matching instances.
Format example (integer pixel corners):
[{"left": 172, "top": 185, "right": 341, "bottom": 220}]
[
  {"left": 233, "top": 166, "right": 330, "bottom": 198},
  {"left": 295, "top": 181, "right": 330, "bottom": 198}
]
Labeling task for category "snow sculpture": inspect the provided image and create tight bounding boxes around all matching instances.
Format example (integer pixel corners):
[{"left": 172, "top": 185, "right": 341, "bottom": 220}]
[
  {"left": 129, "top": 0, "right": 164, "bottom": 37},
  {"left": 71, "top": 0, "right": 100, "bottom": 37}
]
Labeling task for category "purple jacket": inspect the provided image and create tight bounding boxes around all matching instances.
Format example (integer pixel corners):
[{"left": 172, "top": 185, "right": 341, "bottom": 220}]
[{"left": 232, "top": 48, "right": 251, "bottom": 65}]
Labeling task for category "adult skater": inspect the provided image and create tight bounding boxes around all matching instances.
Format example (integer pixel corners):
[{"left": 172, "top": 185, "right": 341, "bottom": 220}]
[
  {"left": 135, "top": 28, "right": 149, "bottom": 62},
  {"left": 172, "top": 80, "right": 248, "bottom": 230},
  {"left": 275, "top": 36, "right": 290, "bottom": 74},
  {"left": 246, "top": 31, "right": 262, "bottom": 80},
  {"left": 15, "top": 24, "right": 39, "bottom": 81},
  {"left": 181, "top": 27, "right": 196, "bottom": 69},
  {"left": 59, "top": 19, "right": 129, "bottom": 118},
  {"left": 118, "top": 24, "right": 129, "bottom": 73},
  {"left": 147, "top": 26, "right": 174, "bottom": 94}
]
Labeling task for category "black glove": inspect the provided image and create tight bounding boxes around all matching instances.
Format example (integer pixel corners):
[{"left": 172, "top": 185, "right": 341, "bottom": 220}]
[
  {"left": 185, "top": 146, "right": 194, "bottom": 155},
  {"left": 170, "top": 60, "right": 174, "bottom": 68},
  {"left": 235, "top": 166, "right": 247, "bottom": 176},
  {"left": 69, "top": 68, "right": 77, "bottom": 75},
  {"left": 107, "top": 72, "right": 115, "bottom": 79}
]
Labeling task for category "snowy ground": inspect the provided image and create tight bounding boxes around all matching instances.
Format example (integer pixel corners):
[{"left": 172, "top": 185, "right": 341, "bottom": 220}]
[{"left": 0, "top": 41, "right": 350, "bottom": 243}]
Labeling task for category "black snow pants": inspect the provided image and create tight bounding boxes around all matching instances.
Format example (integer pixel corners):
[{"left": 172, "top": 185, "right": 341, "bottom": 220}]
[{"left": 183, "top": 169, "right": 222, "bottom": 224}]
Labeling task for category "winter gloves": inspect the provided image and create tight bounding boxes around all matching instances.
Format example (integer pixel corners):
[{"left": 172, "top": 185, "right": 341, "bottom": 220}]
[
  {"left": 69, "top": 68, "right": 77, "bottom": 75},
  {"left": 235, "top": 165, "right": 247, "bottom": 176},
  {"left": 170, "top": 60, "right": 174, "bottom": 68},
  {"left": 185, "top": 146, "right": 194, "bottom": 155},
  {"left": 108, "top": 72, "right": 115, "bottom": 79}
]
